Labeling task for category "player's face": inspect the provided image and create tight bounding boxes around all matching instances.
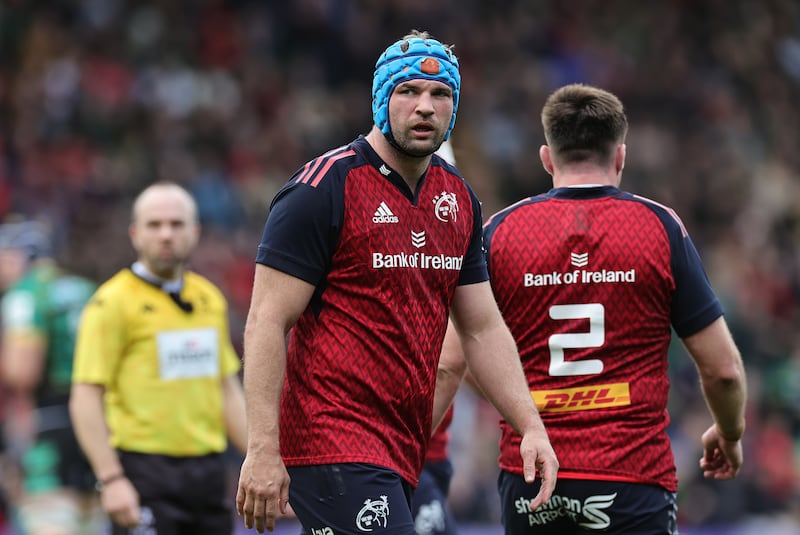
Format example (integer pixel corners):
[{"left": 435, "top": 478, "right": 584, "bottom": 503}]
[
  {"left": 129, "top": 189, "right": 199, "bottom": 279},
  {"left": 388, "top": 80, "right": 452, "bottom": 157}
]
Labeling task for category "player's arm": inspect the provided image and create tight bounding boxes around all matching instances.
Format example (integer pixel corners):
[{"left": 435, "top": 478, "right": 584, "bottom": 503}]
[
  {"left": 682, "top": 316, "right": 747, "bottom": 479},
  {"left": 222, "top": 373, "right": 248, "bottom": 455},
  {"left": 1, "top": 333, "right": 45, "bottom": 394},
  {"left": 449, "top": 280, "right": 558, "bottom": 508},
  {"left": 1, "top": 331, "right": 45, "bottom": 445},
  {"left": 432, "top": 319, "right": 467, "bottom": 433},
  {"left": 237, "top": 264, "right": 315, "bottom": 533},
  {"left": 666, "top": 217, "right": 747, "bottom": 480},
  {"left": 1, "top": 288, "right": 48, "bottom": 445}
]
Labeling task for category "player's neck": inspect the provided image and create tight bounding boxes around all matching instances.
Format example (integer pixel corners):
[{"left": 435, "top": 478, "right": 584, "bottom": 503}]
[
  {"left": 552, "top": 169, "right": 620, "bottom": 188},
  {"left": 365, "top": 128, "right": 431, "bottom": 192}
]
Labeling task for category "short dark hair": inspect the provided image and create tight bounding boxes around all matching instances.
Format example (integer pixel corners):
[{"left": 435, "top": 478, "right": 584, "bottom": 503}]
[{"left": 541, "top": 83, "right": 628, "bottom": 166}]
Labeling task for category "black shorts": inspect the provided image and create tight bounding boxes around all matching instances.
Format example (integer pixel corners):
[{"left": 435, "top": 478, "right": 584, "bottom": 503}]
[
  {"left": 411, "top": 460, "right": 458, "bottom": 535},
  {"left": 288, "top": 463, "right": 416, "bottom": 535},
  {"left": 498, "top": 470, "right": 678, "bottom": 535},
  {"left": 112, "top": 450, "right": 232, "bottom": 535}
]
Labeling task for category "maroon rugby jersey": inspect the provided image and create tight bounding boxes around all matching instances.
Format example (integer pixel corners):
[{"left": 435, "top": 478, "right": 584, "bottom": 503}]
[
  {"left": 484, "top": 186, "right": 723, "bottom": 492},
  {"left": 257, "top": 137, "right": 485, "bottom": 486}
]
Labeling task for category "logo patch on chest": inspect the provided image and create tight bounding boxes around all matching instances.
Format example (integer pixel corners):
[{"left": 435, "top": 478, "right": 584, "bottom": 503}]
[
  {"left": 373, "top": 202, "right": 399, "bottom": 224},
  {"left": 156, "top": 328, "right": 219, "bottom": 380},
  {"left": 433, "top": 192, "right": 458, "bottom": 223}
]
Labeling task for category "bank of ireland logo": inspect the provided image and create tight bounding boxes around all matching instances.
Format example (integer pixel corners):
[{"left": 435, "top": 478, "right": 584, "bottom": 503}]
[
  {"left": 356, "top": 495, "right": 390, "bottom": 532},
  {"left": 571, "top": 251, "right": 588, "bottom": 267},
  {"left": 433, "top": 191, "right": 458, "bottom": 222}
]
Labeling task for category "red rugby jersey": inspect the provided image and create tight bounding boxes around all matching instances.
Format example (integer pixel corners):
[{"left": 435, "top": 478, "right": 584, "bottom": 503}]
[
  {"left": 257, "top": 137, "right": 486, "bottom": 486},
  {"left": 484, "top": 186, "right": 723, "bottom": 492}
]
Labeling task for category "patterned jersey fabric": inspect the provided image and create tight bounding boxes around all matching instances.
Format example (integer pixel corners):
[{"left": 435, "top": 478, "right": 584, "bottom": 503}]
[
  {"left": 484, "top": 186, "right": 723, "bottom": 492},
  {"left": 256, "top": 136, "right": 486, "bottom": 486}
]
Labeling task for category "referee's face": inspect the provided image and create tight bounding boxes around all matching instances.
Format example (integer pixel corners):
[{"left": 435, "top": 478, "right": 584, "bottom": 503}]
[{"left": 130, "top": 187, "right": 200, "bottom": 279}]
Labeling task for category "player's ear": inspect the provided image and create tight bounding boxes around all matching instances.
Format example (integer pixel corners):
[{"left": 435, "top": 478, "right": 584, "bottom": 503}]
[
  {"left": 539, "top": 145, "right": 554, "bottom": 176},
  {"left": 615, "top": 144, "right": 626, "bottom": 175}
]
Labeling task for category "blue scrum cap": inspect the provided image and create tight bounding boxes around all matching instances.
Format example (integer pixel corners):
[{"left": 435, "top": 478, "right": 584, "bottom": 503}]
[{"left": 372, "top": 35, "right": 461, "bottom": 141}]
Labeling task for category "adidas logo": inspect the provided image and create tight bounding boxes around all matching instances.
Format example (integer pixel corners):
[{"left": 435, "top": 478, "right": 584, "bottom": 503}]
[{"left": 373, "top": 202, "right": 399, "bottom": 224}]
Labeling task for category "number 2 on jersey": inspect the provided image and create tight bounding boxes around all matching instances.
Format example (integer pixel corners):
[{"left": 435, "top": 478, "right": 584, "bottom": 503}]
[{"left": 548, "top": 303, "right": 604, "bottom": 376}]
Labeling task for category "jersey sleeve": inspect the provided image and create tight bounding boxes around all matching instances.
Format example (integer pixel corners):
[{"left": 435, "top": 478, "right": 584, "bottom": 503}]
[
  {"left": 72, "top": 287, "right": 125, "bottom": 385},
  {"left": 669, "top": 230, "right": 724, "bottom": 338},
  {"left": 630, "top": 195, "right": 724, "bottom": 338},
  {"left": 457, "top": 187, "right": 489, "bottom": 285},
  {"left": 255, "top": 178, "right": 341, "bottom": 286}
]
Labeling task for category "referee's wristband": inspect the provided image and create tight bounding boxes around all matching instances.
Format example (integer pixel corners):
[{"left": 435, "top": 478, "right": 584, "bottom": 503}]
[{"left": 95, "top": 473, "right": 126, "bottom": 492}]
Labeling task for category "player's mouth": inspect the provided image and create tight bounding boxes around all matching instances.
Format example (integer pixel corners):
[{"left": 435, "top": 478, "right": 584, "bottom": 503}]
[{"left": 411, "top": 123, "right": 435, "bottom": 138}]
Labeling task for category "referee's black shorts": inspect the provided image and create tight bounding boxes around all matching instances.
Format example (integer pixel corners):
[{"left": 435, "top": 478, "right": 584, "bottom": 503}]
[{"left": 112, "top": 450, "right": 232, "bottom": 535}]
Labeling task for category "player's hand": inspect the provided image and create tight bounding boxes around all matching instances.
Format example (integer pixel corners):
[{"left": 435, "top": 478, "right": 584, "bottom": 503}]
[
  {"left": 519, "top": 432, "right": 559, "bottom": 510},
  {"left": 101, "top": 476, "right": 142, "bottom": 528},
  {"left": 699, "top": 424, "right": 743, "bottom": 480},
  {"left": 236, "top": 450, "right": 291, "bottom": 533}
]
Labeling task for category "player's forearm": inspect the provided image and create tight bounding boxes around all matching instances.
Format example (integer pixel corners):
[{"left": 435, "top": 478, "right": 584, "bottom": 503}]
[
  {"left": 432, "top": 322, "right": 467, "bottom": 432},
  {"left": 68, "top": 383, "right": 124, "bottom": 481},
  {"left": 701, "top": 366, "right": 747, "bottom": 440},
  {"left": 432, "top": 370, "right": 461, "bottom": 433},
  {"left": 241, "top": 324, "right": 286, "bottom": 455},
  {"left": 684, "top": 318, "right": 747, "bottom": 441},
  {"left": 463, "top": 325, "right": 546, "bottom": 437},
  {"left": 222, "top": 374, "right": 249, "bottom": 454}
]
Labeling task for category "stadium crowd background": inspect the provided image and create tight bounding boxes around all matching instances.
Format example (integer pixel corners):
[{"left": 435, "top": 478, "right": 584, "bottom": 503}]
[{"left": 0, "top": 0, "right": 798, "bottom": 532}]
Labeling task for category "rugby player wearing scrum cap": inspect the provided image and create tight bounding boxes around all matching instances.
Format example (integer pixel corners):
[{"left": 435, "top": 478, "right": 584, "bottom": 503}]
[{"left": 236, "top": 30, "right": 557, "bottom": 534}]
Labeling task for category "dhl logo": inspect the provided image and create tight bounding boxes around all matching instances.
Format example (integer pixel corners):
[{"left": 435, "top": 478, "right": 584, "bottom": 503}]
[{"left": 531, "top": 383, "right": 631, "bottom": 413}]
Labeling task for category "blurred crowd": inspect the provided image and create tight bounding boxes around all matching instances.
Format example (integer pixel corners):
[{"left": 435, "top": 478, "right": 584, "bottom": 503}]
[{"left": 0, "top": 0, "right": 799, "bottom": 531}]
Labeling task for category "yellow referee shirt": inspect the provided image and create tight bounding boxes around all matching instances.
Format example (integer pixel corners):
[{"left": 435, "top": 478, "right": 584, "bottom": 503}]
[{"left": 73, "top": 269, "right": 241, "bottom": 457}]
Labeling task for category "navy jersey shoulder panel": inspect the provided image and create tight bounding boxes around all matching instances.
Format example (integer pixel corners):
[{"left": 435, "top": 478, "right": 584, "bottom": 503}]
[
  {"left": 458, "top": 179, "right": 490, "bottom": 285},
  {"left": 624, "top": 192, "right": 723, "bottom": 337},
  {"left": 255, "top": 143, "right": 361, "bottom": 285}
]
